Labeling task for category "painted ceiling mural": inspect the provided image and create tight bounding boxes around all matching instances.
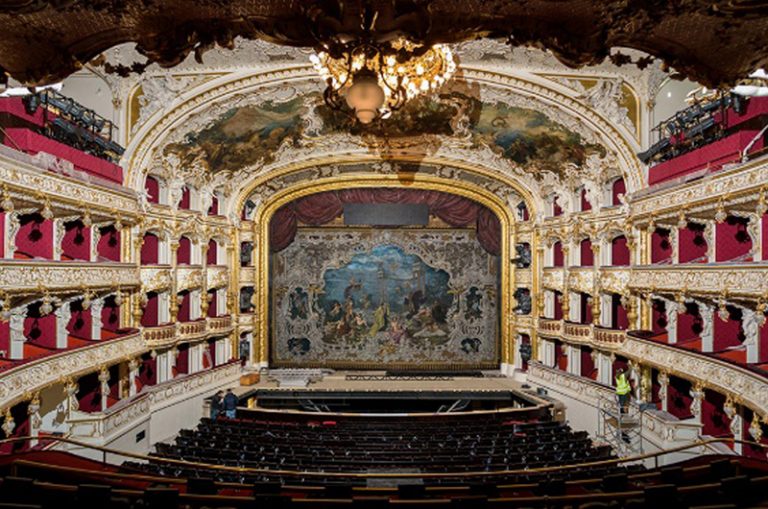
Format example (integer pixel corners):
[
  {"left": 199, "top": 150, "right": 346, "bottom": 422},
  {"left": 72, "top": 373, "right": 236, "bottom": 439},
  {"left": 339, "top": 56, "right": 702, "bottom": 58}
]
[{"left": 163, "top": 88, "right": 606, "bottom": 179}]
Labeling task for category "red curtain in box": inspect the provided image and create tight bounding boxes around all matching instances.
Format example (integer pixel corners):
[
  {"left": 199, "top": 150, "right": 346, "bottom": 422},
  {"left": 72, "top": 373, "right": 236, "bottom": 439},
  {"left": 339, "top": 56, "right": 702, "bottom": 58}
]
[
  {"left": 177, "top": 291, "right": 191, "bottom": 322},
  {"left": 61, "top": 220, "right": 90, "bottom": 261},
  {"left": 67, "top": 300, "right": 92, "bottom": 339},
  {"left": 612, "top": 178, "right": 626, "bottom": 206},
  {"left": 269, "top": 189, "right": 501, "bottom": 255},
  {"left": 553, "top": 241, "right": 564, "bottom": 267},
  {"left": 15, "top": 213, "right": 53, "bottom": 260},
  {"left": 141, "top": 292, "right": 159, "bottom": 327},
  {"left": 554, "top": 292, "right": 563, "bottom": 320},
  {"left": 24, "top": 303, "right": 56, "bottom": 348},
  {"left": 716, "top": 216, "right": 752, "bottom": 262},
  {"left": 580, "top": 188, "right": 592, "bottom": 212},
  {"left": 679, "top": 223, "right": 708, "bottom": 263},
  {"left": 177, "top": 236, "right": 191, "bottom": 265},
  {"left": 580, "top": 346, "right": 596, "bottom": 379},
  {"left": 713, "top": 306, "right": 743, "bottom": 351},
  {"left": 667, "top": 375, "right": 694, "bottom": 420},
  {"left": 207, "top": 289, "right": 217, "bottom": 318},
  {"left": 207, "top": 239, "right": 217, "bottom": 265},
  {"left": 141, "top": 233, "right": 159, "bottom": 265},
  {"left": 145, "top": 176, "right": 160, "bottom": 204},
  {"left": 611, "top": 235, "right": 630, "bottom": 266},
  {"left": 102, "top": 295, "right": 120, "bottom": 332},
  {"left": 579, "top": 239, "right": 593, "bottom": 266},
  {"left": 701, "top": 389, "right": 731, "bottom": 438},
  {"left": 97, "top": 225, "right": 120, "bottom": 262},
  {"left": 651, "top": 228, "right": 673, "bottom": 263}
]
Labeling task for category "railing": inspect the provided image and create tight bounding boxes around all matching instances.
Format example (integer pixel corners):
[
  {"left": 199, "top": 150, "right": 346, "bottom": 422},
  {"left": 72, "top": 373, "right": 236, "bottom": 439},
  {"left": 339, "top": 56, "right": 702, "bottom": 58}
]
[
  {"left": 177, "top": 319, "right": 207, "bottom": 340},
  {"left": 537, "top": 318, "right": 563, "bottom": 337},
  {"left": 142, "top": 323, "right": 177, "bottom": 347},
  {"left": 1, "top": 433, "right": 764, "bottom": 480},
  {"left": 594, "top": 326, "right": 627, "bottom": 348},
  {"left": 0, "top": 260, "right": 139, "bottom": 292},
  {"left": 67, "top": 362, "right": 241, "bottom": 440},
  {"left": 563, "top": 321, "right": 592, "bottom": 343},
  {"left": 207, "top": 315, "right": 233, "bottom": 334},
  {"left": 629, "top": 262, "right": 768, "bottom": 298},
  {"left": 0, "top": 331, "right": 144, "bottom": 410}
]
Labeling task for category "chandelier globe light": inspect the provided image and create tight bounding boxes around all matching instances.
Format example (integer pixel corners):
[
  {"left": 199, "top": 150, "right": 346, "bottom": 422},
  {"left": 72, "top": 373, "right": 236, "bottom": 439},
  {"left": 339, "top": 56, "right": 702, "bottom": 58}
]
[{"left": 310, "top": 38, "right": 456, "bottom": 124}]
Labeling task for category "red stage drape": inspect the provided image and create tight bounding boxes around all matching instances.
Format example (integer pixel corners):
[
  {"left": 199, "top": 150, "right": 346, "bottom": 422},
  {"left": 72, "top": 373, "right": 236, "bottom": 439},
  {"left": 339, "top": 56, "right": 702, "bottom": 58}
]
[{"left": 269, "top": 189, "right": 501, "bottom": 255}]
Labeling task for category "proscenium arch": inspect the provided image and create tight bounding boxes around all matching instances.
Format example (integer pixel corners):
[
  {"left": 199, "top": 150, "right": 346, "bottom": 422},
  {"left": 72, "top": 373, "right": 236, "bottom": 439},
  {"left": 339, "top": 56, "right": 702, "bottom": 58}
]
[
  {"left": 123, "top": 65, "right": 646, "bottom": 195},
  {"left": 249, "top": 172, "right": 518, "bottom": 371}
]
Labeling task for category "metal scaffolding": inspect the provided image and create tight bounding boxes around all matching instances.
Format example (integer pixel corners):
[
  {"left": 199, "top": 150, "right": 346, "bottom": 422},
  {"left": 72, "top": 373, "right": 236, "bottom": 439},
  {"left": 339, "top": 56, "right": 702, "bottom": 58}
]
[{"left": 597, "top": 394, "right": 644, "bottom": 457}]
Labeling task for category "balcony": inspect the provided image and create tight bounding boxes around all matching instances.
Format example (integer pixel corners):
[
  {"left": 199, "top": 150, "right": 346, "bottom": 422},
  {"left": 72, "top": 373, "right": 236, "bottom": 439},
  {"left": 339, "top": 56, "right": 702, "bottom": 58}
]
[
  {"left": 594, "top": 326, "right": 627, "bottom": 349},
  {"left": 0, "top": 260, "right": 139, "bottom": 293},
  {"left": 537, "top": 318, "right": 563, "bottom": 338},
  {"left": 562, "top": 321, "right": 593, "bottom": 344},
  {"left": 143, "top": 317, "right": 233, "bottom": 349},
  {"left": 0, "top": 330, "right": 144, "bottom": 410},
  {"left": 206, "top": 265, "right": 229, "bottom": 289},
  {"left": 630, "top": 263, "right": 768, "bottom": 298}
]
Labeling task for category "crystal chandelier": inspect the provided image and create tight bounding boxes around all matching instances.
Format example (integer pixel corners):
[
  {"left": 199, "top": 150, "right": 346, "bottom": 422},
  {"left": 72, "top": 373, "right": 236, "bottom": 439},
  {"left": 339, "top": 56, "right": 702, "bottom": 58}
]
[{"left": 310, "top": 38, "right": 456, "bottom": 124}]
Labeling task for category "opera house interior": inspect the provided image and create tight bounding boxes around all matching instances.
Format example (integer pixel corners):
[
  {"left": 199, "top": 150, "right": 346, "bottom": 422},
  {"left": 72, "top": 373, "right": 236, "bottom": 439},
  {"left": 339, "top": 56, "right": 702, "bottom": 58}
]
[{"left": 1, "top": 1, "right": 768, "bottom": 507}]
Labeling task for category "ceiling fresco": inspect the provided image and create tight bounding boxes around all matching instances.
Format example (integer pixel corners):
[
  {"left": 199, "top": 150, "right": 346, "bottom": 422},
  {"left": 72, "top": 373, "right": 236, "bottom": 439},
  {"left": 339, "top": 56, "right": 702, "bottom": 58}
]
[{"left": 164, "top": 89, "right": 605, "bottom": 179}]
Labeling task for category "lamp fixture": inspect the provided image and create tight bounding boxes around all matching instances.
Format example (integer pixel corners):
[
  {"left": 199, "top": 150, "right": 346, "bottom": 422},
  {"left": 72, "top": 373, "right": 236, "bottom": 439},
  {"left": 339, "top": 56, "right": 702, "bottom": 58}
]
[{"left": 310, "top": 33, "right": 455, "bottom": 124}]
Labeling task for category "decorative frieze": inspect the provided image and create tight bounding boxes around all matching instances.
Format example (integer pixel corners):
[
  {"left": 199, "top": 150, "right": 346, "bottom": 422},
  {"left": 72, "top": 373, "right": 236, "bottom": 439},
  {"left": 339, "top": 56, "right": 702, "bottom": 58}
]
[
  {"left": 0, "top": 332, "right": 145, "bottom": 410},
  {"left": 0, "top": 261, "right": 139, "bottom": 293},
  {"left": 630, "top": 264, "right": 768, "bottom": 298}
]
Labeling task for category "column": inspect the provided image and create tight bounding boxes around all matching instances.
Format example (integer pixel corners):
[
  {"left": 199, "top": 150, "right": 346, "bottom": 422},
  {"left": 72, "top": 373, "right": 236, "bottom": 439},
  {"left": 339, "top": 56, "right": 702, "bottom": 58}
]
[
  {"left": 658, "top": 371, "right": 669, "bottom": 412},
  {"left": 90, "top": 298, "right": 103, "bottom": 340},
  {"left": 600, "top": 294, "right": 612, "bottom": 328},
  {"left": 664, "top": 298, "right": 678, "bottom": 343},
  {"left": 544, "top": 290, "right": 555, "bottom": 319},
  {"left": 568, "top": 292, "right": 580, "bottom": 322},
  {"left": 8, "top": 307, "right": 27, "bottom": 360},
  {"left": 216, "top": 288, "right": 227, "bottom": 317},
  {"left": 158, "top": 291, "right": 170, "bottom": 324},
  {"left": 64, "top": 377, "right": 80, "bottom": 416},
  {"left": 703, "top": 221, "right": 716, "bottom": 262},
  {"left": 54, "top": 303, "right": 71, "bottom": 349},
  {"left": 170, "top": 347, "right": 178, "bottom": 379},
  {"left": 128, "top": 357, "right": 139, "bottom": 397},
  {"left": 567, "top": 344, "right": 581, "bottom": 375},
  {"left": 52, "top": 218, "right": 65, "bottom": 261},
  {"left": 4, "top": 212, "right": 20, "bottom": 259},
  {"left": 27, "top": 393, "right": 41, "bottom": 447},
  {"left": 741, "top": 307, "right": 760, "bottom": 363},
  {"left": 724, "top": 398, "right": 743, "bottom": 455},
  {"left": 189, "top": 289, "right": 201, "bottom": 321},
  {"left": 639, "top": 364, "right": 652, "bottom": 404},
  {"left": 90, "top": 223, "right": 102, "bottom": 262},
  {"left": 98, "top": 366, "right": 110, "bottom": 412},
  {"left": 689, "top": 381, "right": 705, "bottom": 424},
  {"left": 700, "top": 302, "right": 714, "bottom": 352},
  {"left": 670, "top": 227, "right": 679, "bottom": 264}
]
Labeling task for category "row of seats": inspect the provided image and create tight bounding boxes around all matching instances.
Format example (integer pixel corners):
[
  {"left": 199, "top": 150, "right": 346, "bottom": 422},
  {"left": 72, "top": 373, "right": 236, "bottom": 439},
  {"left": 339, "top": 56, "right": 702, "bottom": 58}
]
[
  {"left": 129, "top": 416, "right": 614, "bottom": 480},
  {"left": 1, "top": 455, "right": 767, "bottom": 508}
]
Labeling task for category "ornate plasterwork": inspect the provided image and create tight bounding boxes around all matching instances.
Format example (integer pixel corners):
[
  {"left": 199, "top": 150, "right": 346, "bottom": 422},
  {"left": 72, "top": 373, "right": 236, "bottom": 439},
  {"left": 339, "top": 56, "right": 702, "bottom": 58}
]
[
  {"left": 176, "top": 268, "right": 204, "bottom": 291},
  {"left": 599, "top": 268, "right": 631, "bottom": 296},
  {"left": 207, "top": 266, "right": 229, "bottom": 289},
  {"left": 0, "top": 332, "right": 145, "bottom": 410},
  {"left": 124, "top": 65, "right": 643, "bottom": 210},
  {"left": 140, "top": 267, "right": 173, "bottom": 292},
  {"left": 630, "top": 159, "right": 768, "bottom": 222},
  {"left": 567, "top": 268, "right": 595, "bottom": 294},
  {"left": 0, "top": 262, "right": 140, "bottom": 293},
  {"left": 542, "top": 268, "right": 564, "bottom": 290},
  {"left": 622, "top": 337, "right": 768, "bottom": 416},
  {"left": 629, "top": 264, "right": 768, "bottom": 298},
  {"left": 0, "top": 153, "right": 139, "bottom": 217}
]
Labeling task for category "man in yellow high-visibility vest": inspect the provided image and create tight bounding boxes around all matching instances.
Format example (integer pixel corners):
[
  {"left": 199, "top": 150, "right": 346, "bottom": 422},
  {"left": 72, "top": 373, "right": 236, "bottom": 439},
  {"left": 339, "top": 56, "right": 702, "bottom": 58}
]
[{"left": 615, "top": 368, "right": 631, "bottom": 414}]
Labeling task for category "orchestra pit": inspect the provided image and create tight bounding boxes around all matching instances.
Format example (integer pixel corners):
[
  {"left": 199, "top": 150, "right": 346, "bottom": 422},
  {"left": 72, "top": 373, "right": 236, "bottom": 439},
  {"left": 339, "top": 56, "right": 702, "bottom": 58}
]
[{"left": 0, "top": 1, "right": 767, "bottom": 507}]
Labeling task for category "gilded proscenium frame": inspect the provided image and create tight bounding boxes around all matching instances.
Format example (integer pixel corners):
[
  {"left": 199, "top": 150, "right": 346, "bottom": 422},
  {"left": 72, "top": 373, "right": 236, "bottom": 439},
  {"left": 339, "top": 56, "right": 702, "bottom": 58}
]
[{"left": 251, "top": 173, "right": 516, "bottom": 370}]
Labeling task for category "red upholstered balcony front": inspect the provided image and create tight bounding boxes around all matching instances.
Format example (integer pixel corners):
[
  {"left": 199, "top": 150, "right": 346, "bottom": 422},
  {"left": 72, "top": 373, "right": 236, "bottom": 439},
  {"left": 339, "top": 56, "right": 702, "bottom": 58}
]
[{"left": 2, "top": 128, "right": 123, "bottom": 184}]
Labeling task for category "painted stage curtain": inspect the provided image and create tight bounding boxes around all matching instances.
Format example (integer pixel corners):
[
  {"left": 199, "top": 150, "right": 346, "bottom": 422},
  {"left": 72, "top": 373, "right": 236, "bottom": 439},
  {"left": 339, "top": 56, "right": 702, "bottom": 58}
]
[{"left": 270, "top": 189, "right": 501, "bottom": 255}]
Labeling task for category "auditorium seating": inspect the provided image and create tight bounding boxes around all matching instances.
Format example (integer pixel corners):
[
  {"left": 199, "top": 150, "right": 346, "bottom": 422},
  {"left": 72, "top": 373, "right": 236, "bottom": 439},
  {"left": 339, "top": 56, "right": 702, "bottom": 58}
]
[
  {"left": 1, "top": 448, "right": 767, "bottom": 508},
  {"left": 127, "top": 415, "right": 616, "bottom": 485}
]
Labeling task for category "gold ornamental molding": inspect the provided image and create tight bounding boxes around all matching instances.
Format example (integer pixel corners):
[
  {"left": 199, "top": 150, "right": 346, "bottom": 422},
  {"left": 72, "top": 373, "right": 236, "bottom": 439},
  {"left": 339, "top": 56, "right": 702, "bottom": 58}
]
[
  {"left": 0, "top": 261, "right": 140, "bottom": 294},
  {"left": 206, "top": 266, "right": 229, "bottom": 290},
  {"left": 0, "top": 152, "right": 139, "bottom": 218},
  {"left": 621, "top": 336, "right": 768, "bottom": 416},
  {"left": 0, "top": 331, "right": 145, "bottom": 410},
  {"left": 542, "top": 268, "right": 565, "bottom": 290},
  {"left": 630, "top": 158, "right": 768, "bottom": 223},
  {"left": 250, "top": 172, "right": 516, "bottom": 368},
  {"left": 629, "top": 264, "right": 768, "bottom": 299},
  {"left": 124, "top": 65, "right": 643, "bottom": 195}
]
